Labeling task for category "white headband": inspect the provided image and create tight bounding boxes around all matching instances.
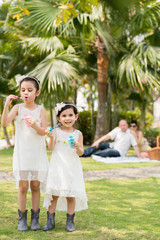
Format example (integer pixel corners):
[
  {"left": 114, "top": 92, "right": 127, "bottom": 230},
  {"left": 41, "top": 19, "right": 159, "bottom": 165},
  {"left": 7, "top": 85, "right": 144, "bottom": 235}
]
[
  {"left": 16, "top": 75, "right": 40, "bottom": 87},
  {"left": 55, "top": 102, "right": 77, "bottom": 116}
]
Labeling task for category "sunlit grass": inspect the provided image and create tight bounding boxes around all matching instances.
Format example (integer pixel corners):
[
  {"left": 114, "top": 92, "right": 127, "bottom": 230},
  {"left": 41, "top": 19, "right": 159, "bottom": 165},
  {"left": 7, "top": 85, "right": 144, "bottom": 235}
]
[
  {"left": 1, "top": 179, "right": 160, "bottom": 239},
  {"left": 1, "top": 147, "right": 160, "bottom": 172},
  {"left": 1, "top": 148, "right": 160, "bottom": 239}
]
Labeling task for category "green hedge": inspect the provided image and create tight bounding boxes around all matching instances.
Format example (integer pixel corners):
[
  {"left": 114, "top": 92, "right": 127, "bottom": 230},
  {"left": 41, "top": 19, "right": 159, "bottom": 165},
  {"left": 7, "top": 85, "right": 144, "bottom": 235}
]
[
  {"left": 144, "top": 128, "right": 160, "bottom": 147},
  {"left": 78, "top": 111, "right": 96, "bottom": 145},
  {"left": 118, "top": 108, "right": 153, "bottom": 128}
]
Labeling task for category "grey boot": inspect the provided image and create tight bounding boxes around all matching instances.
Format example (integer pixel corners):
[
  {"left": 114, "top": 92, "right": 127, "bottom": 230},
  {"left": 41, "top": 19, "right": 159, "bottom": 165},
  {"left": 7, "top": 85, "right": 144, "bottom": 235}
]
[
  {"left": 30, "top": 209, "right": 41, "bottom": 230},
  {"left": 43, "top": 211, "right": 55, "bottom": 231},
  {"left": 66, "top": 213, "right": 76, "bottom": 232},
  {"left": 17, "top": 209, "right": 28, "bottom": 231}
]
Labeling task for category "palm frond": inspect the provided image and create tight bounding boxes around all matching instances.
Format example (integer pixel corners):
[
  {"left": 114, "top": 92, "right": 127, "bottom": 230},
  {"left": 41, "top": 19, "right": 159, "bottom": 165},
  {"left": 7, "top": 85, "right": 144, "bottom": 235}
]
[
  {"left": 130, "top": 2, "right": 160, "bottom": 33},
  {"left": 22, "top": 36, "right": 64, "bottom": 54},
  {"left": 132, "top": 42, "right": 160, "bottom": 71},
  {"left": 118, "top": 52, "right": 160, "bottom": 90},
  {"left": 29, "top": 50, "right": 79, "bottom": 92},
  {"left": 0, "top": 54, "right": 12, "bottom": 60},
  {"left": 95, "top": 20, "right": 115, "bottom": 54},
  {"left": 10, "top": 0, "right": 60, "bottom": 35},
  {"left": 77, "top": 4, "right": 103, "bottom": 25}
]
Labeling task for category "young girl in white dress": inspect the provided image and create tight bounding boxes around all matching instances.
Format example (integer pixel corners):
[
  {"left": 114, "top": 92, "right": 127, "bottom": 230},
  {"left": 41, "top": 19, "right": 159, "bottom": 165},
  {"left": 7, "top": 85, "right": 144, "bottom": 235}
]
[
  {"left": 43, "top": 102, "right": 88, "bottom": 232},
  {"left": 1, "top": 76, "right": 48, "bottom": 231}
]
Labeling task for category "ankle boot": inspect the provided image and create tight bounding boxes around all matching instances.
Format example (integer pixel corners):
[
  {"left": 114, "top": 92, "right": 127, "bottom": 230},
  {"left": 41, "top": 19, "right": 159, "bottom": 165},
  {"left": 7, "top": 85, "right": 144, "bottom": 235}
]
[
  {"left": 66, "top": 213, "right": 76, "bottom": 232},
  {"left": 30, "top": 209, "right": 41, "bottom": 230},
  {"left": 43, "top": 211, "right": 55, "bottom": 231},
  {"left": 17, "top": 209, "right": 28, "bottom": 231}
]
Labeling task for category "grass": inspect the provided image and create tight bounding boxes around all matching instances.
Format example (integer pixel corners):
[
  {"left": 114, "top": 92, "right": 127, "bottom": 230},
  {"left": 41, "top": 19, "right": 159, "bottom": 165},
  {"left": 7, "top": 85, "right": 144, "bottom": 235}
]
[
  {"left": 1, "top": 179, "right": 160, "bottom": 239},
  {"left": 1, "top": 147, "right": 160, "bottom": 172},
  {"left": 1, "top": 148, "right": 160, "bottom": 239}
]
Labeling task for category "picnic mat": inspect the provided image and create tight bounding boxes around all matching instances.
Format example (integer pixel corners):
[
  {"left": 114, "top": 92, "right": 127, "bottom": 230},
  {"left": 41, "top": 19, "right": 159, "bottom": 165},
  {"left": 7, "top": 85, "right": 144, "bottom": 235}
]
[{"left": 91, "top": 155, "right": 159, "bottom": 163}]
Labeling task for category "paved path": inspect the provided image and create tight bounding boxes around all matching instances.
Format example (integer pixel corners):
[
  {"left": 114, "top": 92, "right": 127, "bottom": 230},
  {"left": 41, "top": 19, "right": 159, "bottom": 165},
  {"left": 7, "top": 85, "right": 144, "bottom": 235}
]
[
  {"left": 1, "top": 166, "right": 160, "bottom": 181},
  {"left": 83, "top": 166, "right": 160, "bottom": 180}
]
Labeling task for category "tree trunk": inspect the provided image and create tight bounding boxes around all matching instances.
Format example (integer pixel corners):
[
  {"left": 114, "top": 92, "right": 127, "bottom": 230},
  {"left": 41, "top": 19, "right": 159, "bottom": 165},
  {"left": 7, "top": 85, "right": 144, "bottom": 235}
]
[
  {"left": 106, "top": 83, "right": 112, "bottom": 132},
  {"left": 90, "top": 80, "right": 96, "bottom": 141},
  {"left": 140, "top": 102, "right": 146, "bottom": 130},
  {"left": 94, "top": 35, "right": 109, "bottom": 141},
  {"left": 72, "top": 79, "right": 78, "bottom": 105},
  {"left": 3, "top": 127, "right": 12, "bottom": 148}
]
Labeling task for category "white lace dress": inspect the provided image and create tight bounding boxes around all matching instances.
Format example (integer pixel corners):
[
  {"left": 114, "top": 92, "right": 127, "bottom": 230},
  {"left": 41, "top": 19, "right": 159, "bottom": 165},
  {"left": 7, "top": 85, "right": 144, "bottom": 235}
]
[
  {"left": 43, "top": 128, "right": 88, "bottom": 211},
  {"left": 13, "top": 104, "right": 48, "bottom": 192}
]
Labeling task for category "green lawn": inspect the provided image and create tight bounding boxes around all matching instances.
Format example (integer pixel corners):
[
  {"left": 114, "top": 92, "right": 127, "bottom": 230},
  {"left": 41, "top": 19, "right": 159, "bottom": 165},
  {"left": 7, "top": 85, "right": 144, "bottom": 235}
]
[
  {"left": 1, "top": 179, "right": 160, "bottom": 240},
  {"left": 1, "top": 148, "right": 160, "bottom": 239},
  {"left": 1, "top": 147, "right": 160, "bottom": 172}
]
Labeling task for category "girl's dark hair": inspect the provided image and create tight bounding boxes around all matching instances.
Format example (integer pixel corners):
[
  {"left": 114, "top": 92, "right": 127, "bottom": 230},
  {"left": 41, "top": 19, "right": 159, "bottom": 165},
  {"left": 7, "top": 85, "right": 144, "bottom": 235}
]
[
  {"left": 57, "top": 101, "right": 78, "bottom": 117},
  {"left": 20, "top": 76, "right": 40, "bottom": 91}
]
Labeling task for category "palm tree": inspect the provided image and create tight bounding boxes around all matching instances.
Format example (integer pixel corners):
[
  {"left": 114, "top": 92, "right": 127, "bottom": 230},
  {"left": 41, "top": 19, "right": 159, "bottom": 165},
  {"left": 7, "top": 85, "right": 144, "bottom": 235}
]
[
  {"left": 1, "top": 1, "right": 81, "bottom": 127},
  {"left": 51, "top": 0, "right": 160, "bottom": 139},
  {"left": 3, "top": 0, "right": 160, "bottom": 140}
]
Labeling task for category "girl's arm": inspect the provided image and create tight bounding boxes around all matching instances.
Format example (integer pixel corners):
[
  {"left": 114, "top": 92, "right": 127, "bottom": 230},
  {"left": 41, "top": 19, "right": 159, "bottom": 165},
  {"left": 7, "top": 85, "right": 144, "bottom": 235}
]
[
  {"left": 1, "top": 95, "right": 19, "bottom": 127},
  {"left": 45, "top": 129, "right": 56, "bottom": 150},
  {"left": 130, "top": 130, "right": 142, "bottom": 146},
  {"left": 73, "top": 131, "right": 84, "bottom": 156},
  {"left": 137, "top": 131, "right": 143, "bottom": 146},
  {"left": 28, "top": 107, "right": 47, "bottom": 136}
]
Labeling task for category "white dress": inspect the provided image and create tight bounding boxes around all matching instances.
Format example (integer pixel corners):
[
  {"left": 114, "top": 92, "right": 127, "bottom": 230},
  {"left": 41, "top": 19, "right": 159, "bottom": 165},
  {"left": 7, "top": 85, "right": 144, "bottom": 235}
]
[
  {"left": 13, "top": 104, "right": 48, "bottom": 192},
  {"left": 43, "top": 128, "right": 88, "bottom": 211}
]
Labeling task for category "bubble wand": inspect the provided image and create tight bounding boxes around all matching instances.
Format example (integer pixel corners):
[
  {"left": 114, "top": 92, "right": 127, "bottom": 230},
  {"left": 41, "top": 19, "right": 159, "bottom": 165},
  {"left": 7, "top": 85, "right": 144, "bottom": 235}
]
[
  {"left": 13, "top": 96, "right": 18, "bottom": 99},
  {"left": 49, "top": 122, "right": 61, "bottom": 131},
  {"left": 24, "top": 114, "right": 30, "bottom": 127}
]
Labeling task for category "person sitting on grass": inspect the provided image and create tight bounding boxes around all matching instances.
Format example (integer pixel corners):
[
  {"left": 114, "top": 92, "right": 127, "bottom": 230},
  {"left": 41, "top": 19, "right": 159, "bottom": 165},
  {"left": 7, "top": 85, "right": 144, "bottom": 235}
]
[
  {"left": 129, "top": 120, "right": 151, "bottom": 158},
  {"left": 83, "top": 119, "right": 143, "bottom": 158}
]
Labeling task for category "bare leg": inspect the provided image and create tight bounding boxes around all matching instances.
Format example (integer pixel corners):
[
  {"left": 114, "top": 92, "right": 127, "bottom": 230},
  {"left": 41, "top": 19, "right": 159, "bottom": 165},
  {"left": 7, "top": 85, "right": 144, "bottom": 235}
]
[
  {"left": 48, "top": 195, "right": 59, "bottom": 213},
  {"left": 30, "top": 181, "right": 40, "bottom": 211},
  {"left": 66, "top": 197, "right": 75, "bottom": 214},
  {"left": 18, "top": 181, "right": 29, "bottom": 211}
]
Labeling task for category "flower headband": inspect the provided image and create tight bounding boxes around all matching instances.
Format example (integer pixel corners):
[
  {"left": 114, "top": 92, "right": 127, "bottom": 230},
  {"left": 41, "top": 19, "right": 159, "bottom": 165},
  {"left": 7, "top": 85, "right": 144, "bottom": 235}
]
[
  {"left": 16, "top": 75, "right": 40, "bottom": 87},
  {"left": 55, "top": 102, "right": 77, "bottom": 116}
]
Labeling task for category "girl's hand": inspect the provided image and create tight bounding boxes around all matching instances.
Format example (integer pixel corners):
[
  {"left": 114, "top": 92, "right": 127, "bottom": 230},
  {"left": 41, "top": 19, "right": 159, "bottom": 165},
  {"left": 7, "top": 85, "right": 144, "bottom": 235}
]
[
  {"left": 73, "top": 140, "right": 84, "bottom": 156},
  {"left": 5, "top": 95, "right": 18, "bottom": 107},
  {"left": 45, "top": 128, "right": 53, "bottom": 137},
  {"left": 73, "top": 141, "right": 79, "bottom": 150},
  {"left": 24, "top": 116, "right": 36, "bottom": 128}
]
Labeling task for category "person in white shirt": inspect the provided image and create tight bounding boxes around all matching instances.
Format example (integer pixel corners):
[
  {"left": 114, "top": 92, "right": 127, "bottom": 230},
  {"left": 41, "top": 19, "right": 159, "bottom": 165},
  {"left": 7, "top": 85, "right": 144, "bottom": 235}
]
[{"left": 83, "top": 120, "right": 141, "bottom": 158}]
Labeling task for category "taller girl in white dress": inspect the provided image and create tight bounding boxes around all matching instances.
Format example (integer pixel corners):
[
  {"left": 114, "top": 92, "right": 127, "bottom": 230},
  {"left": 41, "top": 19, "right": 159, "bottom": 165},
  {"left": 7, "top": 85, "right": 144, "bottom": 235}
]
[
  {"left": 43, "top": 102, "right": 88, "bottom": 232},
  {"left": 1, "top": 76, "right": 48, "bottom": 231}
]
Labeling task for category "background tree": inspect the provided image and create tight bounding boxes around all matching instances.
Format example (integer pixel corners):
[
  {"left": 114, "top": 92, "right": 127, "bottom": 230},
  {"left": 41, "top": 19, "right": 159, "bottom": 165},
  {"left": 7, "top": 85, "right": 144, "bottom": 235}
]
[{"left": 1, "top": 0, "right": 160, "bottom": 144}]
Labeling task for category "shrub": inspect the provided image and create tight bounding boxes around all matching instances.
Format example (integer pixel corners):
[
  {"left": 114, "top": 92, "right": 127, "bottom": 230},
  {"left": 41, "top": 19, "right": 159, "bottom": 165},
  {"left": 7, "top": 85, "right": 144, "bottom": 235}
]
[
  {"left": 118, "top": 108, "right": 153, "bottom": 128},
  {"left": 78, "top": 111, "right": 96, "bottom": 145},
  {"left": 144, "top": 128, "right": 160, "bottom": 147},
  {"left": 0, "top": 125, "right": 13, "bottom": 139}
]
